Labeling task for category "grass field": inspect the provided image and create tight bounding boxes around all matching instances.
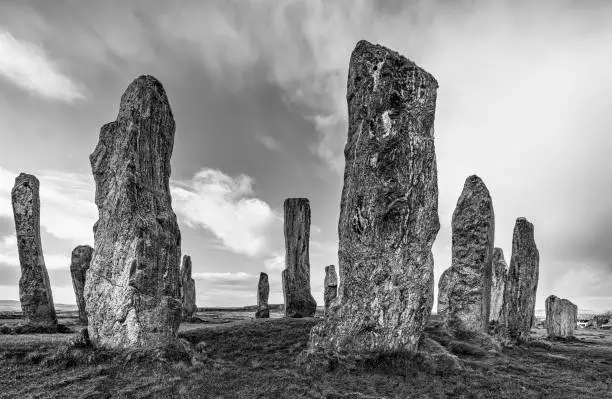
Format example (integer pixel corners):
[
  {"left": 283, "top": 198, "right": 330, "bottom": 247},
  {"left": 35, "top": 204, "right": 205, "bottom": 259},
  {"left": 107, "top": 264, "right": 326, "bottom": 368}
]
[{"left": 0, "top": 310, "right": 610, "bottom": 398}]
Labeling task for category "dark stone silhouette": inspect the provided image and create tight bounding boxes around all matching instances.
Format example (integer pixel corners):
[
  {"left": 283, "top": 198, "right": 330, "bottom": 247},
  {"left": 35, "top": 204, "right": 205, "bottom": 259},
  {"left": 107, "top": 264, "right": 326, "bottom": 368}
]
[
  {"left": 309, "top": 40, "right": 440, "bottom": 353},
  {"left": 12, "top": 173, "right": 57, "bottom": 327},
  {"left": 438, "top": 175, "right": 494, "bottom": 333},
  {"left": 256, "top": 272, "right": 270, "bottom": 318},
  {"left": 282, "top": 198, "right": 316, "bottom": 318},
  {"left": 70, "top": 245, "right": 93, "bottom": 324},
  {"left": 324, "top": 265, "right": 338, "bottom": 315},
  {"left": 85, "top": 75, "right": 182, "bottom": 349},
  {"left": 181, "top": 255, "right": 197, "bottom": 319},
  {"left": 545, "top": 295, "right": 577, "bottom": 338},
  {"left": 489, "top": 248, "right": 507, "bottom": 322}
]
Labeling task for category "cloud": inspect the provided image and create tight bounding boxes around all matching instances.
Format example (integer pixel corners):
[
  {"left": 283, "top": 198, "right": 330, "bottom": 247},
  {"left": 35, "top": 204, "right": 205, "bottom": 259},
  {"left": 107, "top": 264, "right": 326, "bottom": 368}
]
[
  {"left": 172, "top": 168, "right": 281, "bottom": 257},
  {"left": 0, "top": 29, "right": 84, "bottom": 102},
  {"left": 256, "top": 134, "right": 283, "bottom": 152},
  {"left": 264, "top": 252, "right": 285, "bottom": 272},
  {"left": 193, "top": 272, "right": 256, "bottom": 284}
]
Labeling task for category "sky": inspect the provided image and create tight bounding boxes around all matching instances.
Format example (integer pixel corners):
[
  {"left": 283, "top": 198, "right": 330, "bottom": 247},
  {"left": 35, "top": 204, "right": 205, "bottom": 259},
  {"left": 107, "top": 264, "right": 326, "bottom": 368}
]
[{"left": 0, "top": 0, "right": 611, "bottom": 311}]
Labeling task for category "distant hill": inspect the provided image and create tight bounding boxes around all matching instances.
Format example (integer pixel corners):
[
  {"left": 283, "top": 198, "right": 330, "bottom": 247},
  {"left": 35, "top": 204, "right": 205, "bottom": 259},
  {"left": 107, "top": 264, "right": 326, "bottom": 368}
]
[{"left": 0, "top": 300, "right": 77, "bottom": 312}]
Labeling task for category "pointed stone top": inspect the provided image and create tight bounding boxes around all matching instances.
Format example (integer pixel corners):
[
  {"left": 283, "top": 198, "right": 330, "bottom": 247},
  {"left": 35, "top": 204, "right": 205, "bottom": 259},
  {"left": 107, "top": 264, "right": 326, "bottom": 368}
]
[
  {"left": 259, "top": 272, "right": 268, "bottom": 279},
  {"left": 493, "top": 247, "right": 506, "bottom": 263},
  {"left": 515, "top": 217, "right": 534, "bottom": 234},
  {"left": 462, "top": 174, "right": 489, "bottom": 192},
  {"left": 13, "top": 173, "right": 39, "bottom": 188},
  {"left": 181, "top": 255, "right": 192, "bottom": 277},
  {"left": 118, "top": 75, "right": 173, "bottom": 121}
]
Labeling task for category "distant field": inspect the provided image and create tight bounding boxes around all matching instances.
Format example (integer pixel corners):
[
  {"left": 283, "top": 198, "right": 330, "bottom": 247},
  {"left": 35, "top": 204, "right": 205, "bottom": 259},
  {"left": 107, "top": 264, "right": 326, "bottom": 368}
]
[{"left": 0, "top": 310, "right": 610, "bottom": 398}]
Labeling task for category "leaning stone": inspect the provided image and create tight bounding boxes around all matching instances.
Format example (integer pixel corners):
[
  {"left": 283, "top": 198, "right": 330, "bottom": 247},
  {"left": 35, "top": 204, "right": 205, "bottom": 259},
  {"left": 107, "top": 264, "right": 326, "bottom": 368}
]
[
  {"left": 282, "top": 198, "right": 317, "bottom": 318},
  {"left": 256, "top": 272, "right": 270, "bottom": 318},
  {"left": 489, "top": 248, "right": 507, "bottom": 322},
  {"left": 85, "top": 75, "right": 182, "bottom": 349},
  {"left": 324, "top": 265, "right": 338, "bottom": 315},
  {"left": 181, "top": 255, "right": 197, "bottom": 319},
  {"left": 545, "top": 295, "right": 577, "bottom": 338},
  {"left": 70, "top": 245, "right": 93, "bottom": 324},
  {"left": 309, "top": 40, "right": 440, "bottom": 353},
  {"left": 499, "top": 217, "right": 539, "bottom": 341},
  {"left": 12, "top": 173, "right": 57, "bottom": 327}
]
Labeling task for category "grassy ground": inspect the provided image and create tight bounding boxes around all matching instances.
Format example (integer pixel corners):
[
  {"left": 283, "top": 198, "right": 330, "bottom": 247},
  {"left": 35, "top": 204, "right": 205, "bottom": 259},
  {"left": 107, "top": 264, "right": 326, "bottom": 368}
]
[{"left": 0, "top": 311, "right": 610, "bottom": 398}]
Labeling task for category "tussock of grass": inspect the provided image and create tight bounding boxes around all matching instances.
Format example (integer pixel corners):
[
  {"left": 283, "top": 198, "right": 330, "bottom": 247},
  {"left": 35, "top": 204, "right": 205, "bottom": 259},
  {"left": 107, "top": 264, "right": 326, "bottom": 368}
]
[{"left": 0, "top": 323, "right": 71, "bottom": 335}]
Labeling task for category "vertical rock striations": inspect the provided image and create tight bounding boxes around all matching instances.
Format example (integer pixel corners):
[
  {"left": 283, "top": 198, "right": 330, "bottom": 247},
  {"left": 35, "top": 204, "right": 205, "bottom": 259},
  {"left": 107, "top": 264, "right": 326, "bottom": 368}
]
[
  {"left": 181, "top": 255, "right": 197, "bottom": 319},
  {"left": 324, "top": 265, "right": 338, "bottom": 315},
  {"left": 309, "top": 40, "right": 440, "bottom": 353},
  {"left": 85, "top": 75, "right": 182, "bottom": 349},
  {"left": 545, "top": 295, "right": 577, "bottom": 338},
  {"left": 500, "top": 218, "right": 539, "bottom": 341},
  {"left": 282, "top": 198, "right": 317, "bottom": 318},
  {"left": 12, "top": 173, "right": 57, "bottom": 326},
  {"left": 438, "top": 175, "right": 495, "bottom": 333},
  {"left": 70, "top": 245, "right": 93, "bottom": 324},
  {"left": 489, "top": 248, "right": 507, "bottom": 322},
  {"left": 256, "top": 272, "right": 270, "bottom": 318}
]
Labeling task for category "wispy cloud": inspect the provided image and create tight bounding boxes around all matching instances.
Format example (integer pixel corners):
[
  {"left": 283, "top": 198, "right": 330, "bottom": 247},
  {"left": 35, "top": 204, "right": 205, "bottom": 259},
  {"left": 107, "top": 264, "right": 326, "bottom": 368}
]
[
  {"left": 264, "top": 252, "right": 284, "bottom": 272},
  {"left": 172, "top": 168, "right": 281, "bottom": 257},
  {"left": 256, "top": 134, "right": 283, "bottom": 152},
  {"left": 0, "top": 29, "right": 84, "bottom": 102}
]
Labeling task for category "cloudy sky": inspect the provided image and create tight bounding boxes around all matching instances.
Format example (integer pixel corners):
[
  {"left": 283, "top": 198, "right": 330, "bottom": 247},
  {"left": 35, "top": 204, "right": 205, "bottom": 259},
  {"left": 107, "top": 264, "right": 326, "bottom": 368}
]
[{"left": 0, "top": 0, "right": 610, "bottom": 311}]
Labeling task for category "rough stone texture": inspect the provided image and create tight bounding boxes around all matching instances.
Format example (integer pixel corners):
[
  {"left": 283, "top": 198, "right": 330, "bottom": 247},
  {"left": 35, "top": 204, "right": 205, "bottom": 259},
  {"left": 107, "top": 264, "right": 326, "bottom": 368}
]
[
  {"left": 180, "top": 255, "right": 197, "bottom": 319},
  {"left": 436, "top": 268, "right": 452, "bottom": 317},
  {"left": 545, "top": 295, "right": 577, "bottom": 338},
  {"left": 282, "top": 198, "right": 317, "bottom": 318},
  {"left": 70, "top": 245, "right": 93, "bottom": 324},
  {"left": 11, "top": 173, "right": 57, "bottom": 326},
  {"left": 309, "top": 40, "right": 440, "bottom": 353},
  {"left": 85, "top": 75, "right": 182, "bottom": 349},
  {"left": 500, "top": 218, "right": 539, "bottom": 341},
  {"left": 437, "top": 175, "right": 494, "bottom": 333},
  {"left": 489, "top": 248, "right": 508, "bottom": 322},
  {"left": 256, "top": 272, "right": 270, "bottom": 319},
  {"left": 324, "top": 265, "right": 338, "bottom": 315}
]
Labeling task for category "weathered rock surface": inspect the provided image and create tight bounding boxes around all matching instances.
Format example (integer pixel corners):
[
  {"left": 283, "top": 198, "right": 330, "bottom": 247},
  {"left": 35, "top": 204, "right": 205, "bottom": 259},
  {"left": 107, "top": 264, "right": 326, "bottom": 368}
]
[
  {"left": 438, "top": 175, "right": 494, "bottom": 333},
  {"left": 489, "top": 248, "right": 507, "bottom": 322},
  {"left": 181, "top": 255, "right": 197, "bottom": 319},
  {"left": 324, "top": 265, "right": 338, "bottom": 315},
  {"left": 309, "top": 40, "right": 440, "bottom": 353},
  {"left": 256, "top": 272, "right": 270, "bottom": 318},
  {"left": 70, "top": 245, "right": 93, "bottom": 324},
  {"left": 282, "top": 198, "right": 317, "bottom": 318},
  {"left": 437, "top": 268, "right": 452, "bottom": 317},
  {"left": 500, "top": 218, "right": 539, "bottom": 341},
  {"left": 85, "top": 75, "right": 182, "bottom": 349},
  {"left": 545, "top": 295, "right": 577, "bottom": 338},
  {"left": 12, "top": 173, "right": 57, "bottom": 326}
]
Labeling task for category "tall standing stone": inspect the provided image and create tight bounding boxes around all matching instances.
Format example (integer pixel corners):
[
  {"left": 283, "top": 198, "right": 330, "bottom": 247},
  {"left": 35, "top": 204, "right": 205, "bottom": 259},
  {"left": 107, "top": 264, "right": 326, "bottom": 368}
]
[
  {"left": 282, "top": 198, "right": 317, "bottom": 318},
  {"left": 12, "top": 173, "right": 57, "bottom": 326},
  {"left": 437, "top": 175, "right": 495, "bottom": 333},
  {"left": 500, "top": 217, "right": 539, "bottom": 341},
  {"left": 70, "top": 245, "right": 93, "bottom": 324},
  {"left": 489, "top": 248, "right": 507, "bottom": 322},
  {"left": 181, "top": 255, "right": 197, "bottom": 319},
  {"left": 324, "top": 265, "right": 338, "bottom": 315},
  {"left": 545, "top": 295, "right": 577, "bottom": 338},
  {"left": 256, "top": 272, "right": 270, "bottom": 318},
  {"left": 309, "top": 40, "right": 440, "bottom": 353},
  {"left": 85, "top": 75, "right": 182, "bottom": 349}
]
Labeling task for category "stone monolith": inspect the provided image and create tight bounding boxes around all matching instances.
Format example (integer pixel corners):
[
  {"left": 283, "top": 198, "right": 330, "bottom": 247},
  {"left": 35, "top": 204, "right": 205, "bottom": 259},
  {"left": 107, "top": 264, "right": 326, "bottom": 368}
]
[
  {"left": 438, "top": 175, "right": 494, "bottom": 333},
  {"left": 489, "top": 248, "right": 507, "bottom": 322},
  {"left": 500, "top": 217, "right": 539, "bottom": 341},
  {"left": 181, "top": 255, "right": 197, "bottom": 319},
  {"left": 70, "top": 245, "right": 93, "bottom": 324},
  {"left": 309, "top": 40, "right": 440, "bottom": 353},
  {"left": 12, "top": 173, "right": 57, "bottom": 326},
  {"left": 545, "top": 295, "right": 577, "bottom": 338},
  {"left": 282, "top": 198, "right": 317, "bottom": 318},
  {"left": 256, "top": 272, "right": 270, "bottom": 318},
  {"left": 324, "top": 265, "right": 338, "bottom": 315},
  {"left": 85, "top": 75, "right": 182, "bottom": 349}
]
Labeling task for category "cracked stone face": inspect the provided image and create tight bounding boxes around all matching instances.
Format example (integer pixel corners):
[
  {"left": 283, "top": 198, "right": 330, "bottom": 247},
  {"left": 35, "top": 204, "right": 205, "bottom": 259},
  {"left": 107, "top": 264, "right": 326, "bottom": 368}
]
[
  {"left": 181, "top": 255, "right": 197, "bottom": 319},
  {"left": 84, "top": 75, "right": 182, "bottom": 349},
  {"left": 256, "top": 272, "right": 270, "bottom": 319},
  {"left": 12, "top": 173, "right": 57, "bottom": 326},
  {"left": 70, "top": 245, "right": 93, "bottom": 324},
  {"left": 324, "top": 265, "right": 338, "bottom": 315},
  {"left": 545, "top": 295, "right": 577, "bottom": 338},
  {"left": 309, "top": 40, "right": 439, "bottom": 353},
  {"left": 489, "top": 248, "right": 507, "bottom": 322}
]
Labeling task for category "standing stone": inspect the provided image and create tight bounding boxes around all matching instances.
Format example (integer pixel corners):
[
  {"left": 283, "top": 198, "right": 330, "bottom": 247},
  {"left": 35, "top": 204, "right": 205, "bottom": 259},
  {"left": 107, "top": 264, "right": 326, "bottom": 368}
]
[
  {"left": 500, "top": 218, "right": 539, "bottom": 341},
  {"left": 437, "top": 175, "right": 494, "bottom": 333},
  {"left": 256, "top": 272, "right": 270, "bottom": 318},
  {"left": 545, "top": 295, "right": 577, "bottom": 338},
  {"left": 489, "top": 248, "right": 507, "bottom": 322},
  {"left": 437, "top": 268, "right": 452, "bottom": 317},
  {"left": 12, "top": 173, "right": 57, "bottom": 326},
  {"left": 324, "top": 265, "right": 338, "bottom": 315},
  {"left": 282, "top": 198, "right": 317, "bottom": 318},
  {"left": 181, "top": 255, "right": 197, "bottom": 319},
  {"left": 309, "top": 40, "right": 440, "bottom": 353},
  {"left": 85, "top": 75, "right": 182, "bottom": 349},
  {"left": 70, "top": 245, "right": 93, "bottom": 324}
]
